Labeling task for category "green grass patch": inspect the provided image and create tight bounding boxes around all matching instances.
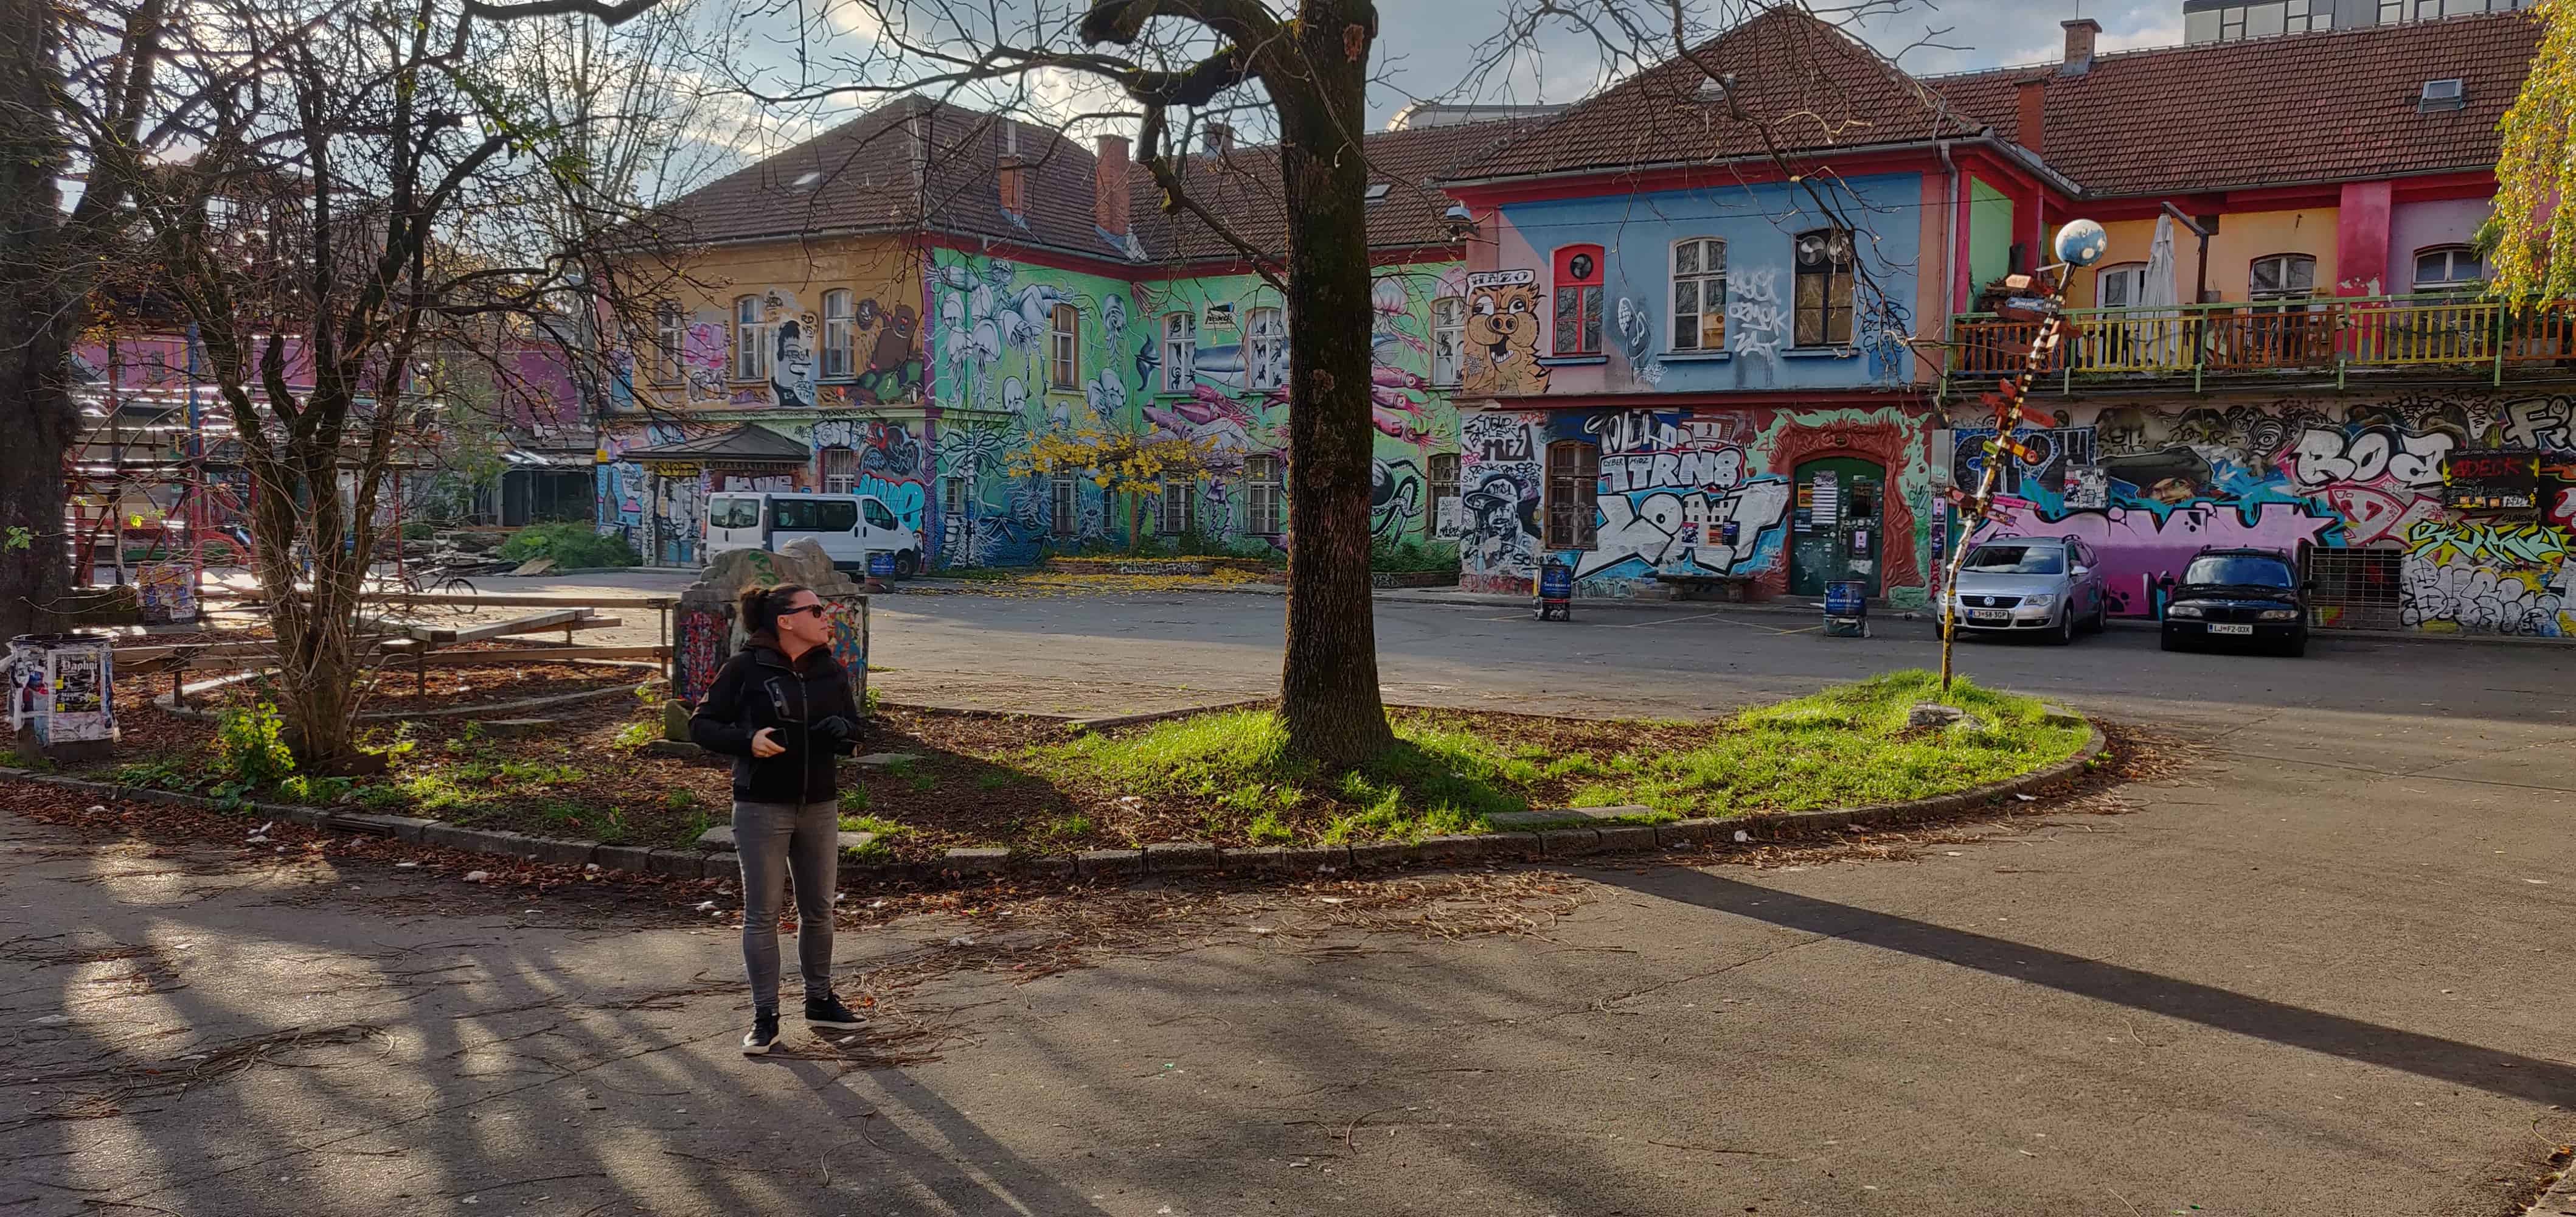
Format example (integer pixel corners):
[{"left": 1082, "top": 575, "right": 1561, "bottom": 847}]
[
  {"left": 838, "top": 814, "right": 909, "bottom": 837},
  {"left": 1015, "top": 669, "right": 2086, "bottom": 842}
]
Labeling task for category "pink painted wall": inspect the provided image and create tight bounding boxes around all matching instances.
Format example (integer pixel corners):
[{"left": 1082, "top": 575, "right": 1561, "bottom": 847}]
[
  {"left": 2386, "top": 197, "right": 2492, "bottom": 292},
  {"left": 2333, "top": 181, "right": 2392, "bottom": 297}
]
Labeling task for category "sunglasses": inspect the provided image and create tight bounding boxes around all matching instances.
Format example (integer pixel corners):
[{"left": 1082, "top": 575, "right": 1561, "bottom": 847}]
[{"left": 781, "top": 603, "right": 827, "bottom": 619}]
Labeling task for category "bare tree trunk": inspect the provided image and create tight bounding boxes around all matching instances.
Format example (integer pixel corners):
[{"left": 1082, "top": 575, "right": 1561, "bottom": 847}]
[
  {"left": 1275, "top": 1, "right": 1393, "bottom": 768},
  {"left": 0, "top": 0, "right": 77, "bottom": 638}
]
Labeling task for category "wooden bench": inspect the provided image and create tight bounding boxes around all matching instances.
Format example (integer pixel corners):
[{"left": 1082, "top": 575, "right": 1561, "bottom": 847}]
[{"left": 1646, "top": 573, "right": 1757, "bottom": 602}]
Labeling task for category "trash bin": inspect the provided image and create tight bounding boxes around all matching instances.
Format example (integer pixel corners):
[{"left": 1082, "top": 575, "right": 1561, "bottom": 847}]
[
  {"left": 8, "top": 632, "right": 118, "bottom": 762},
  {"left": 1822, "top": 580, "right": 1869, "bottom": 638},
  {"left": 1536, "top": 559, "right": 1574, "bottom": 622}
]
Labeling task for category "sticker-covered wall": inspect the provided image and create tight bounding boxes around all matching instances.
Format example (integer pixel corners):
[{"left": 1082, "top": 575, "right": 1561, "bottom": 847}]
[
  {"left": 1952, "top": 391, "right": 2576, "bottom": 635},
  {"left": 1457, "top": 404, "right": 1937, "bottom": 604}
]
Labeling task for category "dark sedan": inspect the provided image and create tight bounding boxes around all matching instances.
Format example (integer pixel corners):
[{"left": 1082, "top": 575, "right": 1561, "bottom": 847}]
[{"left": 2159, "top": 548, "right": 2311, "bottom": 657}]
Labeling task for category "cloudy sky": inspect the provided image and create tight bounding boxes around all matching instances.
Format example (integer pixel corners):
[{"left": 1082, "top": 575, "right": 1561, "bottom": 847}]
[{"left": 1359, "top": 0, "right": 2185, "bottom": 125}]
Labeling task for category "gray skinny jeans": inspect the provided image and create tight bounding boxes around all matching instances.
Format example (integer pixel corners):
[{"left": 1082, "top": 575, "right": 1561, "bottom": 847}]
[{"left": 733, "top": 799, "right": 838, "bottom": 1008}]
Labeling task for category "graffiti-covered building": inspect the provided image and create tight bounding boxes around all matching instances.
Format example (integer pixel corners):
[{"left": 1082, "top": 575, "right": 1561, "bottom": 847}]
[
  {"left": 1436, "top": 4, "right": 2567, "bottom": 636},
  {"left": 608, "top": 96, "right": 1537, "bottom": 568}
]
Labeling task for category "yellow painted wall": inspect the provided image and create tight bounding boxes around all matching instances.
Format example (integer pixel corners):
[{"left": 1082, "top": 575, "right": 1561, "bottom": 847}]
[
  {"left": 2056, "top": 208, "right": 2336, "bottom": 309},
  {"left": 630, "top": 235, "right": 925, "bottom": 413}
]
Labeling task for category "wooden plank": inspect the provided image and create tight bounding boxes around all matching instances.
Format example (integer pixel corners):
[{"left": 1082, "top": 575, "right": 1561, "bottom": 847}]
[
  {"left": 155, "top": 644, "right": 667, "bottom": 675},
  {"left": 411, "top": 607, "right": 586, "bottom": 646},
  {"left": 203, "top": 590, "right": 679, "bottom": 609}
]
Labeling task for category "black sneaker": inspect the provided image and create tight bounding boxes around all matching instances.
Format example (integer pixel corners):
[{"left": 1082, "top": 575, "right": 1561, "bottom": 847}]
[
  {"left": 741, "top": 1008, "right": 781, "bottom": 1055},
  {"left": 804, "top": 991, "right": 867, "bottom": 1030}
]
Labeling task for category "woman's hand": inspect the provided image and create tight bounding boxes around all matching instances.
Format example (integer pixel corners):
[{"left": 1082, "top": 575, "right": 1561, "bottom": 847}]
[{"left": 750, "top": 727, "right": 785, "bottom": 758}]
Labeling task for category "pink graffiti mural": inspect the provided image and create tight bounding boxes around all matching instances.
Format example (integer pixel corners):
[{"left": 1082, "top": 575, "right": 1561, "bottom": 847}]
[{"left": 1988, "top": 497, "right": 2336, "bottom": 616}]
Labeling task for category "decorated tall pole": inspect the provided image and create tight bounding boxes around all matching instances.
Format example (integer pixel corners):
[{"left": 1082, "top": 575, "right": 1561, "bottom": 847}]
[{"left": 1939, "top": 218, "right": 2109, "bottom": 693}]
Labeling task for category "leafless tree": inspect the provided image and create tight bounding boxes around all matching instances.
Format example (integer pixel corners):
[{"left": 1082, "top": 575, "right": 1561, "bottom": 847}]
[{"left": 67, "top": 0, "right": 695, "bottom": 767}]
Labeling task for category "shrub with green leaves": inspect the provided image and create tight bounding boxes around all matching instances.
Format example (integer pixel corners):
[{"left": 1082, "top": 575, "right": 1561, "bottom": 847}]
[
  {"left": 210, "top": 702, "right": 297, "bottom": 788},
  {"left": 496, "top": 523, "right": 637, "bottom": 569}
]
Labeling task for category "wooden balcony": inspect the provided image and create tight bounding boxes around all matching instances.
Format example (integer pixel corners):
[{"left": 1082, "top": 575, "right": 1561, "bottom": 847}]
[{"left": 1946, "top": 295, "right": 2576, "bottom": 391}]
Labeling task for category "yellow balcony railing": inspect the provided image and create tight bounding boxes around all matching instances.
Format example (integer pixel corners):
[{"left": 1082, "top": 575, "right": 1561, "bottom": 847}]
[{"left": 1946, "top": 295, "right": 2576, "bottom": 389}]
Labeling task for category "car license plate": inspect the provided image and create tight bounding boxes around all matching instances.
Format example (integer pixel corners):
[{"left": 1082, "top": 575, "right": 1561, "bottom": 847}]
[
  {"left": 2209, "top": 623, "right": 2254, "bottom": 635},
  {"left": 1969, "top": 609, "right": 2012, "bottom": 622}
]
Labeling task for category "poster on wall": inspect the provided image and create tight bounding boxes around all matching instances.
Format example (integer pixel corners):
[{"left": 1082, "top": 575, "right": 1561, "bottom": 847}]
[
  {"left": 1811, "top": 471, "right": 1839, "bottom": 528},
  {"left": 44, "top": 646, "right": 112, "bottom": 744},
  {"left": 2065, "top": 464, "right": 2109, "bottom": 511},
  {"left": 1202, "top": 302, "right": 1237, "bottom": 329},
  {"left": 1434, "top": 496, "right": 1462, "bottom": 539},
  {"left": 2442, "top": 448, "right": 2540, "bottom": 512}
]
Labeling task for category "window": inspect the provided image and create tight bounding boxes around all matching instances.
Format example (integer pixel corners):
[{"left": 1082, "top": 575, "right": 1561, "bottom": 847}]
[
  {"left": 733, "top": 295, "right": 769, "bottom": 381},
  {"left": 1430, "top": 297, "right": 1465, "bottom": 386},
  {"left": 942, "top": 476, "right": 966, "bottom": 522},
  {"left": 2413, "top": 245, "right": 2485, "bottom": 291},
  {"left": 1793, "top": 228, "right": 1855, "bottom": 346},
  {"left": 2249, "top": 253, "right": 2316, "bottom": 301},
  {"left": 1552, "top": 245, "right": 1605, "bottom": 357},
  {"left": 1429, "top": 452, "right": 1460, "bottom": 507},
  {"left": 1544, "top": 441, "right": 1599, "bottom": 550},
  {"left": 773, "top": 498, "right": 848, "bottom": 531},
  {"left": 2096, "top": 262, "right": 2148, "bottom": 309},
  {"left": 1158, "top": 475, "right": 1197, "bottom": 535},
  {"left": 709, "top": 498, "right": 759, "bottom": 529},
  {"left": 1246, "top": 307, "right": 1286, "bottom": 392},
  {"left": 821, "top": 500, "right": 860, "bottom": 532},
  {"left": 1161, "top": 312, "right": 1196, "bottom": 392},
  {"left": 1050, "top": 473, "right": 1077, "bottom": 537},
  {"left": 819, "top": 447, "right": 856, "bottom": 495},
  {"left": 860, "top": 499, "right": 896, "bottom": 530},
  {"left": 1049, "top": 303, "right": 1080, "bottom": 389},
  {"left": 1963, "top": 543, "right": 2066, "bottom": 576},
  {"left": 653, "top": 302, "right": 682, "bottom": 384},
  {"left": 1246, "top": 454, "right": 1283, "bottom": 536},
  {"left": 1671, "top": 238, "right": 1727, "bottom": 351},
  {"left": 822, "top": 290, "right": 853, "bottom": 379}
]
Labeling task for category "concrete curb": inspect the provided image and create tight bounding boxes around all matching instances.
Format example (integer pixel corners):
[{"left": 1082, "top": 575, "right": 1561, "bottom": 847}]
[{"left": 0, "top": 720, "right": 2106, "bottom": 890}]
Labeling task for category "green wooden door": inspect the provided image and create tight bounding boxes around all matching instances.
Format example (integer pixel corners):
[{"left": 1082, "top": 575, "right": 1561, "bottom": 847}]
[{"left": 1789, "top": 457, "right": 1886, "bottom": 598}]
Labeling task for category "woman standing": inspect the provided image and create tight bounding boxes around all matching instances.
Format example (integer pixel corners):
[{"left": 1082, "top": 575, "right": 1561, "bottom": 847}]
[{"left": 690, "top": 584, "right": 868, "bottom": 1054}]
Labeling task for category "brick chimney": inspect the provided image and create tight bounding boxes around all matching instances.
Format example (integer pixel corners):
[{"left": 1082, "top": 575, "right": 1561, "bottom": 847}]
[
  {"left": 1094, "top": 133, "right": 1131, "bottom": 239},
  {"left": 2061, "top": 18, "right": 2100, "bottom": 72},
  {"left": 2015, "top": 78, "right": 2045, "bottom": 155},
  {"left": 996, "top": 124, "right": 1025, "bottom": 217}
]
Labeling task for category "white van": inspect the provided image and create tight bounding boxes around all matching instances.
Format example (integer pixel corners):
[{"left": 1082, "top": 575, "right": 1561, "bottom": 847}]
[{"left": 703, "top": 492, "right": 922, "bottom": 579}]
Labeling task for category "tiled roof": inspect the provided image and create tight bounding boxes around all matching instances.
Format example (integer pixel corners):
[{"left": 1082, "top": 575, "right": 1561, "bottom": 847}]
[
  {"left": 1445, "top": 4, "right": 1979, "bottom": 183},
  {"left": 1931, "top": 10, "right": 2536, "bottom": 197},
  {"left": 651, "top": 97, "right": 1125, "bottom": 258},
  {"left": 1131, "top": 117, "right": 1552, "bottom": 263},
  {"left": 619, "top": 422, "right": 812, "bottom": 462}
]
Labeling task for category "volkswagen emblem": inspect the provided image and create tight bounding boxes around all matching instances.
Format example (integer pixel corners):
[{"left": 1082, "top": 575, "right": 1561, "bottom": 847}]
[{"left": 1981, "top": 595, "right": 1996, "bottom": 606}]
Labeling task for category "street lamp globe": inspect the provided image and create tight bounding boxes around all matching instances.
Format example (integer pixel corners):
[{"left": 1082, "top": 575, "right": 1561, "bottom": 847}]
[{"left": 2054, "top": 218, "right": 2109, "bottom": 268}]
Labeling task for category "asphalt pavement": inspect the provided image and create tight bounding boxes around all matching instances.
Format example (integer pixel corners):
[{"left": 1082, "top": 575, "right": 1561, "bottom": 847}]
[{"left": 4, "top": 584, "right": 2571, "bottom": 1215}]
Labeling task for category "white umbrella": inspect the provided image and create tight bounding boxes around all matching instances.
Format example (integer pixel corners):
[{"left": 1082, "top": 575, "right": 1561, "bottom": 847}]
[{"left": 2140, "top": 214, "right": 2181, "bottom": 366}]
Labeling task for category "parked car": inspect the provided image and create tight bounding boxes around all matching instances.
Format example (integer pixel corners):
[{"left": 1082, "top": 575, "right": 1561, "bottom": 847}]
[
  {"left": 1947, "top": 535, "right": 2108, "bottom": 646},
  {"left": 703, "top": 492, "right": 922, "bottom": 579},
  {"left": 2158, "top": 546, "right": 2310, "bottom": 657}
]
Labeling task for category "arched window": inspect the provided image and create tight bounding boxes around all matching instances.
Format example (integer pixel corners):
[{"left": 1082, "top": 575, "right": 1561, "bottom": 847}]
[
  {"left": 2412, "top": 245, "right": 2484, "bottom": 293},
  {"left": 1552, "top": 245, "right": 1605, "bottom": 356},
  {"left": 821, "top": 290, "right": 853, "bottom": 379},
  {"left": 2248, "top": 253, "right": 2316, "bottom": 302}
]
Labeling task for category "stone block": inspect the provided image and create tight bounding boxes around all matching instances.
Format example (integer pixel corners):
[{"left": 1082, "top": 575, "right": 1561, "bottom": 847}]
[
  {"left": 593, "top": 844, "right": 655, "bottom": 873},
  {"left": 942, "top": 846, "right": 1010, "bottom": 874},
  {"left": 1658, "top": 818, "right": 1722, "bottom": 848},
  {"left": 471, "top": 718, "right": 558, "bottom": 738},
  {"left": 1144, "top": 842, "right": 1220, "bottom": 873},
  {"left": 417, "top": 821, "right": 483, "bottom": 852},
  {"left": 836, "top": 831, "right": 879, "bottom": 853},
  {"left": 853, "top": 752, "right": 919, "bottom": 768},
  {"left": 1011, "top": 853, "right": 1076, "bottom": 878},
  {"left": 1346, "top": 841, "right": 1415, "bottom": 870},
  {"left": 1476, "top": 832, "right": 1542, "bottom": 860},
  {"left": 325, "top": 812, "right": 436, "bottom": 840},
  {"left": 1226, "top": 846, "right": 1288, "bottom": 871},
  {"left": 645, "top": 848, "right": 709, "bottom": 878},
  {"left": 696, "top": 824, "right": 735, "bottom": 849},
  {"left": 521, "top": 836, "right": 600, "bottom": 867},
  {"left": 1488, "top": 805, "right": 1654, "bottom": 829},
  {"left": 1413, "top": 835, "right": 1481, "bottom": 865},
  {"left": 1594, "top": 824, "right": 1660, "bottom": 854},
  {"left": 1279, "top": 844, "right": 1351, "bottom": 873},
  {"left": 1906, "top": 702, "right": 1967, "bottom": 729},
  {"left": 2041, "top": 703, "right": 2085, "bottom": 728},
  {"left": 1538, "top": 827, "right": 1602, "bottom": 857},
  {"left": 1075, "top": 848, "right": 1144, "bottom": 879},
  {"left": 701, "top": 852, "right": 743, "bottom": 880}
]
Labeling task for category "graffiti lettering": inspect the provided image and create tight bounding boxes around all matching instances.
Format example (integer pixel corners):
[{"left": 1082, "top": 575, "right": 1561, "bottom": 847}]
[
  {"left": 1601, "top": 450, "right": 1745, "bottom": 494},
  {"left": 2401, "top": 518, "right": 2568, "bottom": 568},
  {"left": 1727, "top": 269, "right": 1783, "bottom": 370},
  {"left": 1576, "top": 480, "right": 1791, "bottom": 579},
  {"left": 1462, "top": 412, "right": 1535, "bottom": 462},
  {"left": 2498, "top": 395, "right": 2576, "bottom": 454},
  {"left": 2288, "top": 427, "right": 2453, "bottom": 490},
  {"left": 2402, "top": 557, "right": 2566, "bottom": 635}
]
